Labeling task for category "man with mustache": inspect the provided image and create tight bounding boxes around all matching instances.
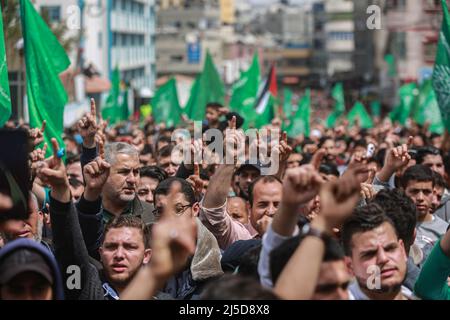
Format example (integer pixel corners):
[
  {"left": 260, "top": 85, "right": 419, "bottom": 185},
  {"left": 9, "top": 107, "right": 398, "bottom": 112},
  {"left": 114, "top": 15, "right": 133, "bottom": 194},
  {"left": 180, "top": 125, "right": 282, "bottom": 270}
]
[
  {"left": 0, "top": 193, "right": 51, "bottom": 251},
  {"left": 77, "top": 100, "right": 154, "bottom": 226},
  {"left": 342, "top": 203, "right": 414, "bottom": 300}
]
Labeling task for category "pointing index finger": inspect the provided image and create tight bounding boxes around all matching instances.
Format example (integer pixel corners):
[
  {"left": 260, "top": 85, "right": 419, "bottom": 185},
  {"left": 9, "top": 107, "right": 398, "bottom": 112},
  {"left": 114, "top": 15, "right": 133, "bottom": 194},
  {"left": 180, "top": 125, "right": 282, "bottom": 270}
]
[
  {"left": 194, "top": 164, "right": 200, "bottom": 176},
  {"left": 91, "top": 98, "right": 97, "bottom": 123},
  {"left": 407, "top": 136, "right": 413, "bottom": 147},
  {"left": 98, "top": 140, "right": 105, "bottom": 159},
  {"left": 40, "top": 120, "right": 47, "bottom": 133}
]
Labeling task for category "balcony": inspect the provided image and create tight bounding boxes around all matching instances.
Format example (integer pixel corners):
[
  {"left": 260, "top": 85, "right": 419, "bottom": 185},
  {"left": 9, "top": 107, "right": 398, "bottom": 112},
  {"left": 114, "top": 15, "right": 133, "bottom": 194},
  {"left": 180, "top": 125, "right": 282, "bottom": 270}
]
[
  {"left": 325, "top": 1, "right": 354, "bottom": 13},
  {"left": 111, "top": 12, "right": 150, "bottom": 34},
  {"left": 111, "top": 46, "right": 153, "bottom": 69},
  {"left": 327, "top": 40, "right": 355, "bottom": 52}
]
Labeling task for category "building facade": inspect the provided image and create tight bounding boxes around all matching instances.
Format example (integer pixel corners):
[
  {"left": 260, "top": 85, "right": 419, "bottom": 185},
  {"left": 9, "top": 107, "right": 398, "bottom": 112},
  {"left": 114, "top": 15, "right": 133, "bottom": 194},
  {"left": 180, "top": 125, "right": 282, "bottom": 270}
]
[{"left": 34, "top": 0, "right": 156, "bottom": 93}]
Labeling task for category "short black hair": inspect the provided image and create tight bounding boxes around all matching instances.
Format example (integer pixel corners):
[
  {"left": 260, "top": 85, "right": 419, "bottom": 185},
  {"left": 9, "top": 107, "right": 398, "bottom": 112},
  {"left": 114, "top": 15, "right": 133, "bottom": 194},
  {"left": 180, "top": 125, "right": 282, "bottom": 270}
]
[
  {"left": 319, "top": 163, "right": 340, "bottom": 177},
  {"left": 247, "top": 175, "right": 282, "bottom": 207},
  {"left": 65, "top": 152, "right": 80, "bottom": 165},
  {"left": 156, "top": 135, "right": 172, "bottom": 146},
  {"left": 235, "top": 244, "right": 262, "bottom": 281},
  {"left": 416, "top": 146, "right": 442, "bottom": 165},
  {"left": 157, "top": 144, "right": 174, "bottom": 160},
  {"left": 371, "top": 189, "right": 417, "bottom": 253},
  {"left": 301, "top": 137, "right": 315, "bottom": 149},
  {"left": 206, "top": 102, "right": 223, "bottom": 110},
  {"left": 270, "top": 234, "right": 344, "bottom": 284},
  {"left": 401, "top": 165, "right": 434, "bottom": 189},
  {"left": 318, "top": 136, "right": 333, "bottom": 149},
  {"left": 153, "top": 177, "right": 196, "bottom": 206},
  {"left": 432, "top": 171, "right": 446, "bottom": 189},
  {"left": 373, "top": 148, "right": 387, "bottom": 168},
  {"left": 201, "top": 274, "right": 279, "bottom": 300},
  {"left": 444, "top": 152, "right": 450, "bottom": 177},
  {"left": 351, "top": 138, "right": 367, "bottom": 150},
  {"left": 140, "top": 165, "right": 168, "bottom": 183},
  {"left": 341, "top": 203, "right": 398, "bottom": 256}
]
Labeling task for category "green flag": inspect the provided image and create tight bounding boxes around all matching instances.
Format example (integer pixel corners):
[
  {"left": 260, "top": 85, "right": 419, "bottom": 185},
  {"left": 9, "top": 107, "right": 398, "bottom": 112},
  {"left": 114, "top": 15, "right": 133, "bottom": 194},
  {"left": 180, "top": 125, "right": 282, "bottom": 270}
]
[
  {"left": 254, "top": 95, "right": 275, "bottom": 129},
  {"left": 326, "top": 83, "right": 345, "bottom": 127},
  {"left": 370, "top": 101, "right": 381, "bottom": 118},
  {"left": 152, "top": 78, "right": 182, "bottom": 128},
  {"left": 347, "top": 101, "right": 374, "bottom": 129},
  {"left": 287, "top": 89, "right": 310, "bottom": 138},
  {"left": 230, "top": 53, "right": 260, "bottom": 112},
  {"left": 102, "top": 67, "right": 121, "bottom": 124},
  {"left": 120, "top": 88, "right": 129, "bottom": 121},
  {"left": 283, "top": 88, "right": 294, "bottom": 117},
  {"left": 0, "top": 3, "right": 11, "bottom": 127},
  {"left": 385, "top": 54, "right": 397, "bottom": 77},
  {"left": 413, "top": 79, "right": 444, "bottom": 134},
  {"left": 184, "top": 51, "right": 225, "bottom": 121},
  {"left": 389, "top": 82, "right": 417, "bottom": 125},
  {"left": 432, "top": 0, "right": 450, "bottom": 132},
  {"left": 20, "top": 0, "right": 70, "bottom": 156}
]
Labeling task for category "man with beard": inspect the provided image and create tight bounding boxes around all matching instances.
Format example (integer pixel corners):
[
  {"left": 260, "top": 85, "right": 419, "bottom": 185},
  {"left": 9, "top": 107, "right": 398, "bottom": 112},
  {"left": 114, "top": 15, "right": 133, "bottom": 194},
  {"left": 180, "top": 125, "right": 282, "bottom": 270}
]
[
  {"left": 341, "top": 203, "right": 414, "bottom": 300},
  {"left": 36, "top": 138, "right": 168, "bottom": 300},
  {"left": 95, "top": 142, "right": 154, "bottom": 224},
  {"left": 0, "top": 193, "right": 51, "bottom": 252},
  {"left": 77, "top": 100, "right": 154, "bottom": 225}
]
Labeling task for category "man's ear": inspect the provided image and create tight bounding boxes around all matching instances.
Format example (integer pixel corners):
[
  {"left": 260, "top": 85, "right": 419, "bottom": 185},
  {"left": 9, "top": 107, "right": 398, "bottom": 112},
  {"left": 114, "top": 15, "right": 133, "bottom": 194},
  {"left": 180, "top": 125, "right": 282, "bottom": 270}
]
[
  {"left": 192, "top": 202, "right": 200, "bottom": 217},
  {"left": 143, "top": 248, "right": 152, "bottom": 264},
  {"left": 398, "top": 239, "right": 407, "bottom": 261},
  {"left": 98, "top": 247, "right": 103, "bottom": 262},
  {"left": 344, "top": 256, "right": 355, "bottom": 277}
]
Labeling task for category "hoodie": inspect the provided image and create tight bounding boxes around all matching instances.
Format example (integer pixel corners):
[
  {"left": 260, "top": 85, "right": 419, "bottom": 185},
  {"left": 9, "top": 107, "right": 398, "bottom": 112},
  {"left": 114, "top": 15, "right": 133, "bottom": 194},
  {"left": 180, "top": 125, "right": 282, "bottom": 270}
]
[
  {"left": 163, "top": 219, "right": 224, "bottom": 299},
  {"left": 0, "top": 238, "right": 65, "bottom": 300}
]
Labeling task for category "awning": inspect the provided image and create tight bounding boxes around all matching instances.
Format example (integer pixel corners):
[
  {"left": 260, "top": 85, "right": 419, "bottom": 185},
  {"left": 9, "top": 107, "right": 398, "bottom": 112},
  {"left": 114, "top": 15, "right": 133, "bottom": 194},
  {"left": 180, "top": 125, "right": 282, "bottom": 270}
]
[{"left": 85, "top": 75, "right": 111, "bottom": 94}]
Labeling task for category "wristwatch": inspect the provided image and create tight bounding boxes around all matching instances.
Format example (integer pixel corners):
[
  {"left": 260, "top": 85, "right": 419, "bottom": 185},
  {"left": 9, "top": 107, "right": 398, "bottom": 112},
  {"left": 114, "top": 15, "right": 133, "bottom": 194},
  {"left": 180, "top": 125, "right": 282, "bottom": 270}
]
[{"left": 301, "top": 223, "right": 331, "bottom": 242}]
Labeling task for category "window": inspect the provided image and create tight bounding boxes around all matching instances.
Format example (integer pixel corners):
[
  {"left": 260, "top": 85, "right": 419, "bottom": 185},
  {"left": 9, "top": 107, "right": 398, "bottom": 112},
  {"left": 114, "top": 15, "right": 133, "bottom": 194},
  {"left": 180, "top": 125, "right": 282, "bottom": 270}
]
[
  {"left": 329, "top": 32, "right": 354, "bottom": 41},
  {"left": 98, "top": 32, "right": 102, "bottom": 48},
  {"left": 170, "top": 55, "right": 183, "bottom": 62},
  {"left": 386, "top": 0, "right": 407, "bottom": 10},
  {"left": 390, "top": 32, "right": 406, "bottom": 59},
  {"left": 40, "top": 6, "right": 61, "bottom": 23}
]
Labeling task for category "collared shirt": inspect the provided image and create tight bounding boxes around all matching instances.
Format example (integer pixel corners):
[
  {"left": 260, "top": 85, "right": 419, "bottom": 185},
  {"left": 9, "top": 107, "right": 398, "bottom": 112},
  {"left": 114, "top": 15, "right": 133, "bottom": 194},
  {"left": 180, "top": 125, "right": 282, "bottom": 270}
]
[
  {"left": 102, "top": 196, "right": 155, "bottom": 225},
  {"left": 102, "top": 282, "right": 119, "bottom": 300}
]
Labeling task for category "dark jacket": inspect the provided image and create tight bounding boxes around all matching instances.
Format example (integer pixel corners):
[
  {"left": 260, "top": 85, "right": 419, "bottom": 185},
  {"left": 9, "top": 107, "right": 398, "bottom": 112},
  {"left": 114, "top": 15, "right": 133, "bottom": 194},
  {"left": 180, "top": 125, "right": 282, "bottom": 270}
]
[
  {"left": 50, "top": 196, "right": 105, "bottom": 300},
  {"left": 80, "top": 145, "right": 155, "bottom": 226},
  {"left": 50, "top": 196, "right": 169, "bottom": 300},
  {"left": 0, "top": 238, "right": 65, "bottom": 300},
  {"left": 163, "top": 219, "right": 223, "bottom": 299}
]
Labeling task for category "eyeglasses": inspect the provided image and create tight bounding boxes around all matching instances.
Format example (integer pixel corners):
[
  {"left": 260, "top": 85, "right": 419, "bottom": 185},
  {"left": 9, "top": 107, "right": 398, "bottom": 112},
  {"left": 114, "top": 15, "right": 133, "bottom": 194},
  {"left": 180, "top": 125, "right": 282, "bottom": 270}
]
[{"left": 152, "top": 204, "right": 191, "bottom": 217}]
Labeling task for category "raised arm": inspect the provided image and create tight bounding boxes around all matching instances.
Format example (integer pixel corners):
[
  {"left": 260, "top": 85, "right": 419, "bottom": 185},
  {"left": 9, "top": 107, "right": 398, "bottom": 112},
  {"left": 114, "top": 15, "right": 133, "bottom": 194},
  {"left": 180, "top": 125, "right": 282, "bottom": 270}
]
[
  {"left": 76, "top": 145, "right": 111, "bottom": 259},
  {"left": 121, "top": 182, "right": 197, "bottom": 300},
  {"left": 274, "top": 166, "right": 364, "bottom": 300},
  {"left": 374, "top": 136, "right": 412, "bottom": 185},
  {"left": 37, "top": 138, "right": 94, "bottom": 299},
  {"left": 78, "top": 99, "right": 100, "bottom": 169},
  {"left": 414, "top": 227, "right": 450, "bottom": 300}
]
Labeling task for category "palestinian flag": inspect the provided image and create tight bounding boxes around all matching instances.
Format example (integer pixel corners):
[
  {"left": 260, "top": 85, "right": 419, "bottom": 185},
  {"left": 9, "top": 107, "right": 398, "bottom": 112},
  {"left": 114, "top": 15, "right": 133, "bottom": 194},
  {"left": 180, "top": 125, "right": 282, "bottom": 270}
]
[{"left": 253, "top": 64, "right": 277, "bottom": 128}]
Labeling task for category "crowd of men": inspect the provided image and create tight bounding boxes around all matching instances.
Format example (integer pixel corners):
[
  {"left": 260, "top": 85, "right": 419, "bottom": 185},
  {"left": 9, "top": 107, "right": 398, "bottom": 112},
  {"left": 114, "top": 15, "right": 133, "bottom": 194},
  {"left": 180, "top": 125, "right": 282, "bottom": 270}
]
[{"left": 0, "top": 99, "right": 450, "bottom": 301}]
